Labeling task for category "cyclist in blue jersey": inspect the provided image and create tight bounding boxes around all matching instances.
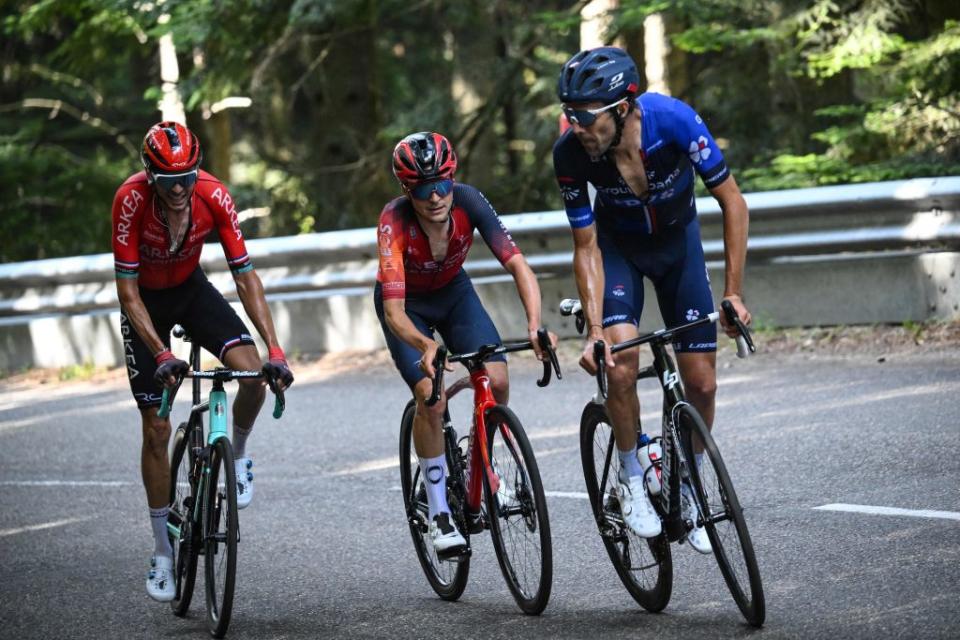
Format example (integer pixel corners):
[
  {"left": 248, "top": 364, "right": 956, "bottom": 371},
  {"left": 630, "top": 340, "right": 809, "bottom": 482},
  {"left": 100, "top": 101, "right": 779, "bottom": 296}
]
[{"left": 553, "top": 47, "right": 752, "bottom": 552}]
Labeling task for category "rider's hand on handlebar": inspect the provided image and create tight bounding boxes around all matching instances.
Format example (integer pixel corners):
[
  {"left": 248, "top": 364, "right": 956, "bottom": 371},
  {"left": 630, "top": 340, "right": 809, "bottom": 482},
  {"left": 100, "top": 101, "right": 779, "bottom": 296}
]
[
  {"left": 579, "top": 329, "right": 614, "bottom": 375},
  {"left": 419, "top": 341, "right": 453, "bottom": 379},
  {"left": 529, "top": 328, "right": 558, "bottom": 362},
  {"left": 719, "top": 294, "right": 751, "bottom": 338},
  {"left": 262, "top": 346, "right": 294, "bottom": 393},
  {"left": 154, "top": 349, "right": 189, "bottom": 389}
]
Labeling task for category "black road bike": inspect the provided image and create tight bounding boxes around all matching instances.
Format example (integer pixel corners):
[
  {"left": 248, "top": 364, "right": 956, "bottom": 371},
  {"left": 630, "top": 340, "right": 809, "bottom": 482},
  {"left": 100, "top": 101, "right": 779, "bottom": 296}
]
[{"left": 559, "top": 300, "right": 765, "bottom": 627}]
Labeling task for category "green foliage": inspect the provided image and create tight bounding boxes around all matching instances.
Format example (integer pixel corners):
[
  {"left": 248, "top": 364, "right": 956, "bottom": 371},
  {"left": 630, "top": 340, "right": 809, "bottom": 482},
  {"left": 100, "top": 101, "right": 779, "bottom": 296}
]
[{"left": 1, "top": 0, "right": 958, "bottom": 263}]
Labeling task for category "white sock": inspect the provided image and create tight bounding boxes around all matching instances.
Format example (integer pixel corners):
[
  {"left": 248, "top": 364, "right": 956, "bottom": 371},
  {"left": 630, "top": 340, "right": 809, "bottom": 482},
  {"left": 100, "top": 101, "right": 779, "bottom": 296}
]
[
  {"left": 233, "top": 424, "right": 252, "bottom": 458},
  {"left": 618, "top": 446, "right": 643, "bottom": 478},
  {"left": 150, "top": 507, "right": 173, "bottom": 559},
  {"left": 419, "top": 455, "right": 449, "bottom": 519}
]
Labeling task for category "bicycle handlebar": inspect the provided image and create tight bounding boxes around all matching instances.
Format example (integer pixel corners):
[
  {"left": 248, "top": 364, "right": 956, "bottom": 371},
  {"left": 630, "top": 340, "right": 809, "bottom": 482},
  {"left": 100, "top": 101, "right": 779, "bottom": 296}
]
[
  {"left": 425, "top": 329, "right": 562, "bottom": 406},
  {"left": 720, "top": 299, "right": 755, "bottom": 359},
  {"left": 157, "top": 369, "right": 286, "bottom": 419}
]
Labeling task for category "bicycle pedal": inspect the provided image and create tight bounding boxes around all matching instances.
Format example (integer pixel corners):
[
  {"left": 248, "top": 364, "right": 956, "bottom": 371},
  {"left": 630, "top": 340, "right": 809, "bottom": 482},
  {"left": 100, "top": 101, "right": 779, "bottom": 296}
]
[
  {"left": 437, "top": 546, "right": 471, "bottom": 562},
  {"left": 466, "top": 512, "right": 485, "bottom": 534}
]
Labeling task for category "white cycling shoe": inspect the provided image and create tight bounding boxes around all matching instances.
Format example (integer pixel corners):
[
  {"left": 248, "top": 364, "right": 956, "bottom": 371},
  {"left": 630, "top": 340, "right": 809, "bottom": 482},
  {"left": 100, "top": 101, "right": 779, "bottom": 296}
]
[
  {"left": 617, "top": 469, "right": 662, "bottom": 538},
  {"left": 146, "top": 555, "right": 175, "bottom": 602},
  {"left": 429, "top": 512, "right": 467, "bottom": 556},
  {"left": 235, "top": 458, "right": 253, "bottom": 510},
  {"left": 681, "top": 483, "right": 712, "bottom": 554}
]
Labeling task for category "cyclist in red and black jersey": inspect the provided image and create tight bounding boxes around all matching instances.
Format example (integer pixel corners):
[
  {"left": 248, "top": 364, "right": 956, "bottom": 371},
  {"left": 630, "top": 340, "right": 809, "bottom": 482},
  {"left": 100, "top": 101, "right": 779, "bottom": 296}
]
[
  {"left": 112, "top": 121, "right": 294, "bottom": 603},
  {"left": 374, "top": 131, "right": 556, "bottom": 555}
]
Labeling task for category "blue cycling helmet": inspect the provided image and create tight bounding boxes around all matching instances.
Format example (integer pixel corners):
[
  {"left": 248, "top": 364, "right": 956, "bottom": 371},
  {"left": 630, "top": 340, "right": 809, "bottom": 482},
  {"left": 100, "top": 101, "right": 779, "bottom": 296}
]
[{"left": 557, "top": 46, "right": 641, "bottom": 104}]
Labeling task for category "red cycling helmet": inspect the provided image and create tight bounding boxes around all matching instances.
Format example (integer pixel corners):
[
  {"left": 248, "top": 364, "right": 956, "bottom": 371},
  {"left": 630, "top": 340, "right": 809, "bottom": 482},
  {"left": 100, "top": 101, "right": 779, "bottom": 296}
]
[
  {"left": 392, "top": 132, "right": 457, "bottom": 186},
  {"left": 141, "top": 121, "right": 202, "bottom": 175}
]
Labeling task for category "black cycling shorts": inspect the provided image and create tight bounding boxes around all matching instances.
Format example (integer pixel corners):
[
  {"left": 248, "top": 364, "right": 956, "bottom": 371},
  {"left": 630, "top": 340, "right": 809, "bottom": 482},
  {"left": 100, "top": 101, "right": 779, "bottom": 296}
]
[{"left": 120, "top": 268, "right": 255, "bottom": 408}]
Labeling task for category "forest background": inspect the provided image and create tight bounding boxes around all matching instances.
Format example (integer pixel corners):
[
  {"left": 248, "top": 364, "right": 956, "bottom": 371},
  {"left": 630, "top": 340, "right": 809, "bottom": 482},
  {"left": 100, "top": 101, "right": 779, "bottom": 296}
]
[{"left": 2, "top": 0, "right": 959, "bottom": 263}]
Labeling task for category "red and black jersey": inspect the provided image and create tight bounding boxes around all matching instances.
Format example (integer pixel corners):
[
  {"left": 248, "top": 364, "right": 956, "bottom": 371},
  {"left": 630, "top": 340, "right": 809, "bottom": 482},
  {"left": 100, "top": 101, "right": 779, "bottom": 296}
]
[
  {"left": 111, "top": 170, "right": 252, "bottom": 290},
  {"left": 376, "top": 183, "right": 521, "bottom": 299}
]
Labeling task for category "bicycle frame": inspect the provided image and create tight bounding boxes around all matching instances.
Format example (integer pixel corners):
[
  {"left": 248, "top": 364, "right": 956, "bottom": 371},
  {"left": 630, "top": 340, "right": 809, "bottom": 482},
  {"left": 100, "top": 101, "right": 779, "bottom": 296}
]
[
  {"left": 574, "top": 299, "right": 754, "bottom": 542},
  {"left": 161, "top": 336, "right": 283, "bottom": 541},
  {"left": 429, "top": 331, "right": 559, "bottom": 526},
  {"left": 447, "top": 365, "right": 502, "bottom": 517}
]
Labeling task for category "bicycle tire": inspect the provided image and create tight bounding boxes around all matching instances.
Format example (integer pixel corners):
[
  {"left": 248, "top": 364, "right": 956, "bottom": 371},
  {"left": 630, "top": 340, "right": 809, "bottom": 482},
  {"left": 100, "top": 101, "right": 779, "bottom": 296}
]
[
  {"left": 678, "top": 403, "right": 765, "bottom": 627},
  {"left": 169, "top": 422, "right": 199, "bottom": 617},
  {"left": 203, "top": 436, "right": 238, "bottom": 638},
  {"left": 482, "top": 405, "right": 553, "bottom": 615},
  {"left": 398, "top": 400, "right": 469, "bottom": 601},
  {"left": 580, "top": 403, "right": 672, "bottom": 612}
]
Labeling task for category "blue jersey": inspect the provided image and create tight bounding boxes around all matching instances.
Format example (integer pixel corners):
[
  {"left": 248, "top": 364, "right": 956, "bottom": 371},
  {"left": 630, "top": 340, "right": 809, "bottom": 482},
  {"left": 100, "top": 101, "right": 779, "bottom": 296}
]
[{"left": 553, "top": 92, "right": 730, "bottom": 235}]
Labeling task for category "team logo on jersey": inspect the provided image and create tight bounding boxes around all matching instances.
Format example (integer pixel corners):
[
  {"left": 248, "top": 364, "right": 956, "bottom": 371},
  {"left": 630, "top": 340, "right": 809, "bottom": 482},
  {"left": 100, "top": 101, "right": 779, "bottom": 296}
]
[
  {"left": 612, "top": 284, "right": 626, "bottom": 297},
  {"left": 685, "top": 308, "right": 701, "bottom": 321},
  {"left": 561, "top": 185, "right": 580, "bottom": 201},
  {"left": 688, "top": 136, "right": 711, "bottom": 164}
]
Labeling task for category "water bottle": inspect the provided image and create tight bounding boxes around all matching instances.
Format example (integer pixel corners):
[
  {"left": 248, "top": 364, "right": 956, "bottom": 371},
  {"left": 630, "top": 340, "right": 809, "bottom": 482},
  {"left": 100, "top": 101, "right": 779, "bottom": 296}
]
[{"left": 637, "top": 434, "right": 663, "bottom": 496}]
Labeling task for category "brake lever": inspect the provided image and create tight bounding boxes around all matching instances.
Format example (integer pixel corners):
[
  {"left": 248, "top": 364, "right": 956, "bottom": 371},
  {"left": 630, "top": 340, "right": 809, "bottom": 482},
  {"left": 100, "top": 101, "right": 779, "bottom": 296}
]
[
  {"left": 593, "top": 340, "right": 607, "bottom": 400},
  {"left": 720, "top": 299, "right": 756, "bottom": 358},
  {"left": 272, "top": 387, "right": 285, "bottom": 419},
  {"left": 425, "top": 346, "right": 447, "bottom": 407},
  {"left": 535, "top": 328, "right": 561, "bottom": 387},
  {"left": 157, "top": 374, "right": 184, "bottom": 419}
]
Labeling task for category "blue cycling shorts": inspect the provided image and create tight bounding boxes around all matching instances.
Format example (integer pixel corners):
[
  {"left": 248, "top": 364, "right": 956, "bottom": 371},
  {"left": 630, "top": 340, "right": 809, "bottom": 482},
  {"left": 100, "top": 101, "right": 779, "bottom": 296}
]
[
  {"left": 599, "top": 218, "right": 717, "bottom": 353},
  {"left": 374, "top": 269, "right": 506, "bottom": 389}
]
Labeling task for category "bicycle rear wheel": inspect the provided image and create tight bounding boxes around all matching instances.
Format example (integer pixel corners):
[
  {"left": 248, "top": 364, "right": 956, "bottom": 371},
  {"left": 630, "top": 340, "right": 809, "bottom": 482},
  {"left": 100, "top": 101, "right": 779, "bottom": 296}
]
[
  {"left": 580, "top": 403, "right": 672, "bottom": 612},
  {"left": 398, "top": 400, "right": 469, "bottom": 601},
  {"left": 203, "top": 436, "right": 238, "bottom": 638},
  {"left": 678, "top": 404, "right": 765, "bottom": 627},
  {"left": 169, "top": 422, "right": 199, "bottom": 617},
  {"left": 483, "top": 405, "right": 552, "bottom": 615}
]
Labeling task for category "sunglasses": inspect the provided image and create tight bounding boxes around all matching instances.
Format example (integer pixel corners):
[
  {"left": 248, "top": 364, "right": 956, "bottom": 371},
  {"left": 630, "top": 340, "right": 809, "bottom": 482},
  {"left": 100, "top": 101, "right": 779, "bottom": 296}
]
[
  {"left": 151, "top": 169, "right": 198, "bottom": 191},
  {"left": 409, "top": 178, "right": 454, "bottom": 201},
  {"left": 562, "top": 98, "right": 628, "bottom": 127}
]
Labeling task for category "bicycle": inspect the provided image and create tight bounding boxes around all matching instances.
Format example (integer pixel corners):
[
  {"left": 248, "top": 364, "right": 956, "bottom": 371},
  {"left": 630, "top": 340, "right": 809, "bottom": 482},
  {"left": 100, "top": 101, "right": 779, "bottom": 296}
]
[
  {"left": 158, "top": 325, "right": 286, "bottom": 638},
  {"left": 398, "top": 329, "right": 561, "bottom": 615},
  {"left": 559, "top": 298, "right": 765, "bottom": 626}
]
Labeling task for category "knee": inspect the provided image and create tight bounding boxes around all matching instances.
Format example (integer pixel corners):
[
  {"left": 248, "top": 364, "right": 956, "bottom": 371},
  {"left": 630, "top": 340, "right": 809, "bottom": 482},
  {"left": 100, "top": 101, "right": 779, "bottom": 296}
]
[
  {"left": 238, "top": 377, "right": 266, "bottom": 400},
  {"left": 684, "top": 375, "right": 717, "bottom": 401},
  {"left": 607, "top": 357, "right": 638, "bottom": 392},
  {"left": 490, "top": 374, "right": 509, "bottom": 403},
  {"left": 414, "top": 385, "right": 446, "bottom": 422},
  {"left": 142, "top": 413, "right": 171, "bottom": 453}
]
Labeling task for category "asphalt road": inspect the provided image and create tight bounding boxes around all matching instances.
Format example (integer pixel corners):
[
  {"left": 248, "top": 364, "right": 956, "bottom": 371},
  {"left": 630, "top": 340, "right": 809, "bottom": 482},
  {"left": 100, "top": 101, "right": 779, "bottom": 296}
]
[{"left": 1, "top": 343, "right": 958, "bottom": 639}]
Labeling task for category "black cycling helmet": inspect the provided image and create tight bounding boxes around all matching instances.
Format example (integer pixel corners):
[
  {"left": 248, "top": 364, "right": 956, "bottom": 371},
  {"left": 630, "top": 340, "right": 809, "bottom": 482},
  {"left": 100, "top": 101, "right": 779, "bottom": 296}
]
[{"left": 557, "top": 46, "right": 641, "bottom": 104}]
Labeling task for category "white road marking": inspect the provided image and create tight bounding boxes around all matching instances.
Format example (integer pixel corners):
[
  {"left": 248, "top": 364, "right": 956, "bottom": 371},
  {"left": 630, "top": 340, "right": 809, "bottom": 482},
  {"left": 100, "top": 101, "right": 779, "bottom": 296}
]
[
  {"left": 0, "top": 480, "right": 134, "bottom": 487},
  {"left": 389, "top": 485, "right": 589, "bottom": 500},
  {"left": 814, "top": 503, "right": 960, "bottom": 522},
  {"left": 0, "top": 516, "right": 92, "bottom": 537},
  {"left": 545, "top": 490, "right": 589, "bottom": 500}
]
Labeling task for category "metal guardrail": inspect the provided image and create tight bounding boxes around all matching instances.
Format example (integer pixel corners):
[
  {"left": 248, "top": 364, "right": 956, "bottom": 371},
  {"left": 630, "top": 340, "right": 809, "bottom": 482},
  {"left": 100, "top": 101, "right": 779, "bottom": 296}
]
[
  {"left": 0, "top": 177, "right": 958, "bottom": 370},
  {"left": 1, "top": 177, "right": 958, "bottom": 319}
]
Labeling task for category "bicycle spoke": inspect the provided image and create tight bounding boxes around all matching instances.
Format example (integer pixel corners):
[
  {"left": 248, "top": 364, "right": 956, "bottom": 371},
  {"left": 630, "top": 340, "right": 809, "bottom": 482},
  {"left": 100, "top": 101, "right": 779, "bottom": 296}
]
[
  {"left": 485, "top": 406, "right": 552, "bottom": 614},
  {"left": 581, "top": 407, "right": 671, "bottom": 612}
]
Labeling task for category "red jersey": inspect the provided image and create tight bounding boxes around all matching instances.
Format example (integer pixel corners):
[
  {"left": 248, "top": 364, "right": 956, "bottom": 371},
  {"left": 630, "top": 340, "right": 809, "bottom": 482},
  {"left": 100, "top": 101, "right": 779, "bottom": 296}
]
[
  {"left": 111, "top": 170, "right": 252, "bottom": 290},
  {"left": 376, "top": 183, "right": 521, "bottom": 300}
]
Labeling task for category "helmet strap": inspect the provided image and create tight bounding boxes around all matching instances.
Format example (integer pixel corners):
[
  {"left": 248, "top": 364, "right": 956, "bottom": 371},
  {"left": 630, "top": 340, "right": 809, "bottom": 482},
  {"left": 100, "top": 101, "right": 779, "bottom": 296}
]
[{"left": 609, "top": 107, "right": 625, "bottom": 150}]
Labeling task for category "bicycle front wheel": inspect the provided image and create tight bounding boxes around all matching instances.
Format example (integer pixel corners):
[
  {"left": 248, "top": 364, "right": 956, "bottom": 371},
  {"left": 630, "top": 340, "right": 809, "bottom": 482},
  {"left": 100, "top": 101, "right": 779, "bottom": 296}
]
[
  {"left": 678, "top": 404, "right": 765, "bottom": 627},
  {"left": 398, "top": 400, "right": 469, "bottom": 601},
  {"left": 169, "top": 422, "right": 199, "bottom": 617},
  {"left": 580, "top": 403, "right": 672, "bottom": 612},
  {"left": 483, "top": 405, "right": 552, "bottom": 615},
  {"left": 203, "top": 436, "right": 238, "bottom": 639}
]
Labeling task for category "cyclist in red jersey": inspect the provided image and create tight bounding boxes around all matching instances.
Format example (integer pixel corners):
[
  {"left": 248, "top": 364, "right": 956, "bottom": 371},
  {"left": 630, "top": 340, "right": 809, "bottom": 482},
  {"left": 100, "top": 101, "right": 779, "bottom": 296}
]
[
  {"left": 375, "top": 131, "right": 556, "bottom": 555},
  {"left": 112, "top": 121, "right": 294, "bottom": 602}
]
